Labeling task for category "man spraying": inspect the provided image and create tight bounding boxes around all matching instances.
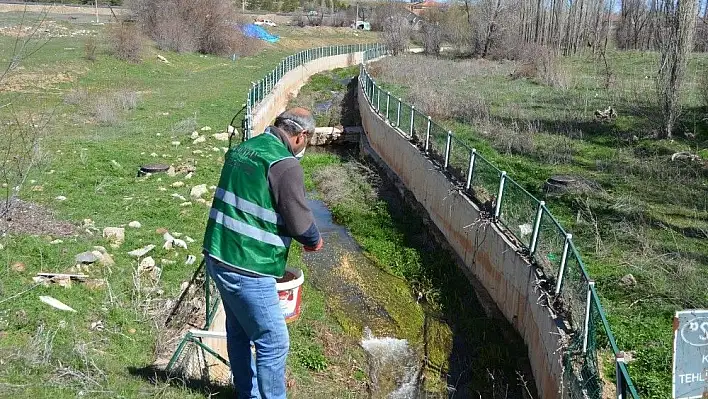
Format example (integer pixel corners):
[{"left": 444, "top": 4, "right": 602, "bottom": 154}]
[{"left": 202, "top": 108, "right": 323, "bottom": 398}]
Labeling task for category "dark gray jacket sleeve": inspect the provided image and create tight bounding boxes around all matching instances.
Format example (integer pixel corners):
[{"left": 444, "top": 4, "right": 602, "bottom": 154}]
[{"left": 269, "top": 158, "right": 321, "bottom": 247}]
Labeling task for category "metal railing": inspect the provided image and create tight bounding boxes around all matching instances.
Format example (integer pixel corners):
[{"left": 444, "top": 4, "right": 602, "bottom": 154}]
[
  {"left": 358, "top": 49, "right": 640, "bottom": 399},
  {"left": 244, "top": 43, "right": 386, "bottom": 139},
  {"left": 241, "top": 42, "right": 639, "bottom": 398}
]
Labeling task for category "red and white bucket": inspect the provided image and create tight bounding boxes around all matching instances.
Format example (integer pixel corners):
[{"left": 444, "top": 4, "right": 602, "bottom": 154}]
[{"left": 276, "top": 267, "right": 304, "bottom": 323}]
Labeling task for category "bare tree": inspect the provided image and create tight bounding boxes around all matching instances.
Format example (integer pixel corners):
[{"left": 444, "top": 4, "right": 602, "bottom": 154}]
[
  {"left": 1, "top": 7, "right": 51, "bottom": 235},
  {"left": 617, "top": 0, "right": 651, "bottom": 49},
  {"left": 656, "top": 0, "right": 700, "bottom": 138},
  {"left": 480, "top": 0, "right": 503, "bottom": 57},
  {"left": 421, "top": 21, "right": 442, "bottom": 55},
  {"left": 378, "top": 3, "right": 412, "bottom": 55},
  {"left": 421, "top": 8, "right": 444, "bottom": 56}
]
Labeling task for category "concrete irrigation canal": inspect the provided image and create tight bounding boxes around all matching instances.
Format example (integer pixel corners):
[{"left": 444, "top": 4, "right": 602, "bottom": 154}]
[{"left": 302, "top": 171, "right": 536, "bottom": 398}]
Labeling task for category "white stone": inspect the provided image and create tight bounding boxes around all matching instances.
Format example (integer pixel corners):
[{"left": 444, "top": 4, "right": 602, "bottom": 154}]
[
  {"left": 173, "top": 239, "right": 187, "bottom": 249},
  {"left": 158, "top": 187, "right": 167, "bottom": 192},
  {"left": 102, "top": 227, "right": 125, "bottom": 245},
  {"left": 180, "top": 202, "right": 192, "bottom": 207},
  {"left": 55, "top": 196, "right": 67, "bottom": 201},
  {"left": 212, "top": 133, "right": 229, "bottom": 141},
  {"left": 47, "top": 170, "right": 55, "bottom": 174},
  {"left": 110, "top": 160, "right": 122, "bottom": 169},
  {"left": 209, "top": 186, "right": 217, "bottom": 190},
  {"left": 171, "top": 181, "right": 185, "bottom": 188},
  {"left": 185, "top": 255, "right": 197, "bottom": 265},
  {"left": 212, "top": 147, "right": 221, "bottom": 152},
  {"left": 128, "top": 244, "right": 155, "bottom": 258},
  {"left": 139, "top": 256, "right": 155, "bottom": 271},
  {"left": 192, "top": 150, "right": 203, "bottom": 155},
  {"left": 171, "top": 141, "right": 181, "bottom": 146},
  {"left": 201, "top": 126, "right": 212, "bottom": 131},
  {"left": 0, "top": 243, "right": 4, "bottom": 250},
  {"left": 161, "top": 259, "right": 176, "bottom": 266},
  {"left": 171, "top": 193, "right": 186, "bottom": 201},
  {"left": 50, "top": 239, "right": 63, "bottom": 245},
  {"left": 196, "top": 198, "right": 209, "bottom": 206},
  {"left": 163, "top": 232, "right": 175, "bottom": 242},
  {"left": 150, "top": 152, "right": 158, "bottom": 157},
  {"left": 192, "top": 136, "right": 206, "bottom": 144},
  {"left": 222, "top": 147, "right": 228, "bottom": 153},
  {"left": 184, "top": 236, "right": 195, "bottom": 243},
  {"left": 190, "top": 131, "right": 200, "bottom": 140},
  {"left": 184, "top": 172, "right": 193, "bottom": 179},
  {"left": 190, "top": 184, "right": 208, "bottom": 199},
  {"left": 128, "top": 221, "right": 142, "bottom": 229}
]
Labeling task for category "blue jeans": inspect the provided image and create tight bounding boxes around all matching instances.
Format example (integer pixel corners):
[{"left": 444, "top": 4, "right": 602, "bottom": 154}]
[{"left": 206, "top": 256, "right": 289, "bottom": 399}]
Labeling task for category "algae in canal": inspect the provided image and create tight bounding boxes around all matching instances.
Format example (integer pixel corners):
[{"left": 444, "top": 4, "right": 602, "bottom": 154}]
[{"left": 303, "top": 197, "right": 453, "bottom": 396}]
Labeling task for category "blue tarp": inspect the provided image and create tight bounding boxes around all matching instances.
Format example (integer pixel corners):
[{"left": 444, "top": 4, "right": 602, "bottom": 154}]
[{"left": 242, "top": 24, "right": 280, "bottom": 43}]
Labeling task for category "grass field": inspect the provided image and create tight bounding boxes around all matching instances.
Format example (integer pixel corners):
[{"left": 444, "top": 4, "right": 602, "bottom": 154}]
[
  {"left": 0, "top": 11, "right": 377, "bottom": 398},
  {"left": 368, "top": 52, "right": 708, "bottom": 398}
]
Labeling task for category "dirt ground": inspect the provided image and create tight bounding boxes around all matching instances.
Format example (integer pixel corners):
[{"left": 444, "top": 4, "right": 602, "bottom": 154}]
[{"left": 1, "top": 198, "right": 76, "bottom": 237}]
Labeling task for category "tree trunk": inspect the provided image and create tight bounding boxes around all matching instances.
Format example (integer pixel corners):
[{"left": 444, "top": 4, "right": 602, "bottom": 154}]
[
  {"left": 481, "top": 0, "right": 502, "bottom": 58},
  {"left": 656, "top": 0, "right": 700, "bottom": 138}
]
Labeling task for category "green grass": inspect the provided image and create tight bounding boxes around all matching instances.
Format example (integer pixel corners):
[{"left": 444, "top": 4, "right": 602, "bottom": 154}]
[
  {"left": 0, "top": 13, "right": 377, "bottom": 398},
  {"left": 369, "top": 51, "right": 708, "bottom": 398}
]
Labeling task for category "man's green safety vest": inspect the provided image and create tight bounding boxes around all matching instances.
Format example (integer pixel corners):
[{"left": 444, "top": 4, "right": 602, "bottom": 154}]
[{"left": 202, "top": 131, "right": 294, "bottom": 278}]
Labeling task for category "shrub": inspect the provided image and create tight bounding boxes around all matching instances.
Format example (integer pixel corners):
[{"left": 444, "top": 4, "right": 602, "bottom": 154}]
[
  {"left": 510, "top": 44, "right": 570, "bottom": 89},
  {"left": 84, "top": 36, "right": 97, "bottom": 61},
  {"left": 64, "top": 88, "right": 89, "bottom": 105},
  {"left": 134, "top": 0, "right": 262, "bottom": 56},
  {"left": 107, "top": 21, "right": 143, "bottom": 63},
  {"left": 114, "top": 90, "right": 140, "bottom": 111},
  {"left": 91, "top": 96, "right": 119, "bottom": 125}
]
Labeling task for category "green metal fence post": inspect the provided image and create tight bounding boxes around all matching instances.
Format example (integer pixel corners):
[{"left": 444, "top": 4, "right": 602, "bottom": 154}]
[
  {"left": 386, "top": 92, "right": 390, "bottom": 121},
  {"left": 204, "top": 271, "right": 210, "bottom": 324},
  {"left": 444, "top": 130, "right": 452, "bottom": 168},
  {"left": 396, "top": 98, "right": 401, "bottom": 127},
  {"left": 616, "top": 353, "right": 626, "bottom": 399},
  {"left": 376, "top": 85, "right": 381, "bottom": 112},
  {"left": 166, "top": 331, "right": 193, "bottom": 371},
  {"left": 554, "top": 233, "right": 573, "bottom": 295},
  {"left": 425, "top": 116, "right": 431, "bottom": 152},
  {"left": 529, "top": 201, "right": 545, "bottom": 255},
  {"left": 582, "top": 280, "right": 595, "bottom": 353},
  {"left": 465, "top": 148, "right": 476, "bottom": 190},
  {"left": 494, "top": 171, "right": 507, "bottom": 219}
]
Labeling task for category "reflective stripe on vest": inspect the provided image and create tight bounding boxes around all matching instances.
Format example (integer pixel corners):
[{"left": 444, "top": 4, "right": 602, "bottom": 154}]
[
  {"left": 214, "top": 187, "right": 284, "bottom": 226},
  {"left": 208, "top": 208, "right": 291, "bottom": 248}
]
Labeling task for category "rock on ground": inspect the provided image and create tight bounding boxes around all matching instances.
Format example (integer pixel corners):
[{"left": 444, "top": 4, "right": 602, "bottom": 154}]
[
  {"left": 75, "top": 251, "right": 100, "bottom": 264},
  {"left": 212, "top": 133, "right": 229, "bottom": 141},
  {"left": 190, "top": 184, "right": 208, "bottom": 199},
  {"left": 128, "top": 244, "right": 156, "bottom": 258}
]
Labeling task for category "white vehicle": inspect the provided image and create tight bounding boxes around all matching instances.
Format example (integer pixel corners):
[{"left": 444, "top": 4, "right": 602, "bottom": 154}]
[{"left": 254, "top": 18, "right": 277, "bottom": 27}]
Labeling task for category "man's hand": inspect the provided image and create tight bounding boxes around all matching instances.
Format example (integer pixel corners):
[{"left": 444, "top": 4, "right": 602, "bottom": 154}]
[{"left": 303, "top": 237, "right": 323, "bottom": 252}]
